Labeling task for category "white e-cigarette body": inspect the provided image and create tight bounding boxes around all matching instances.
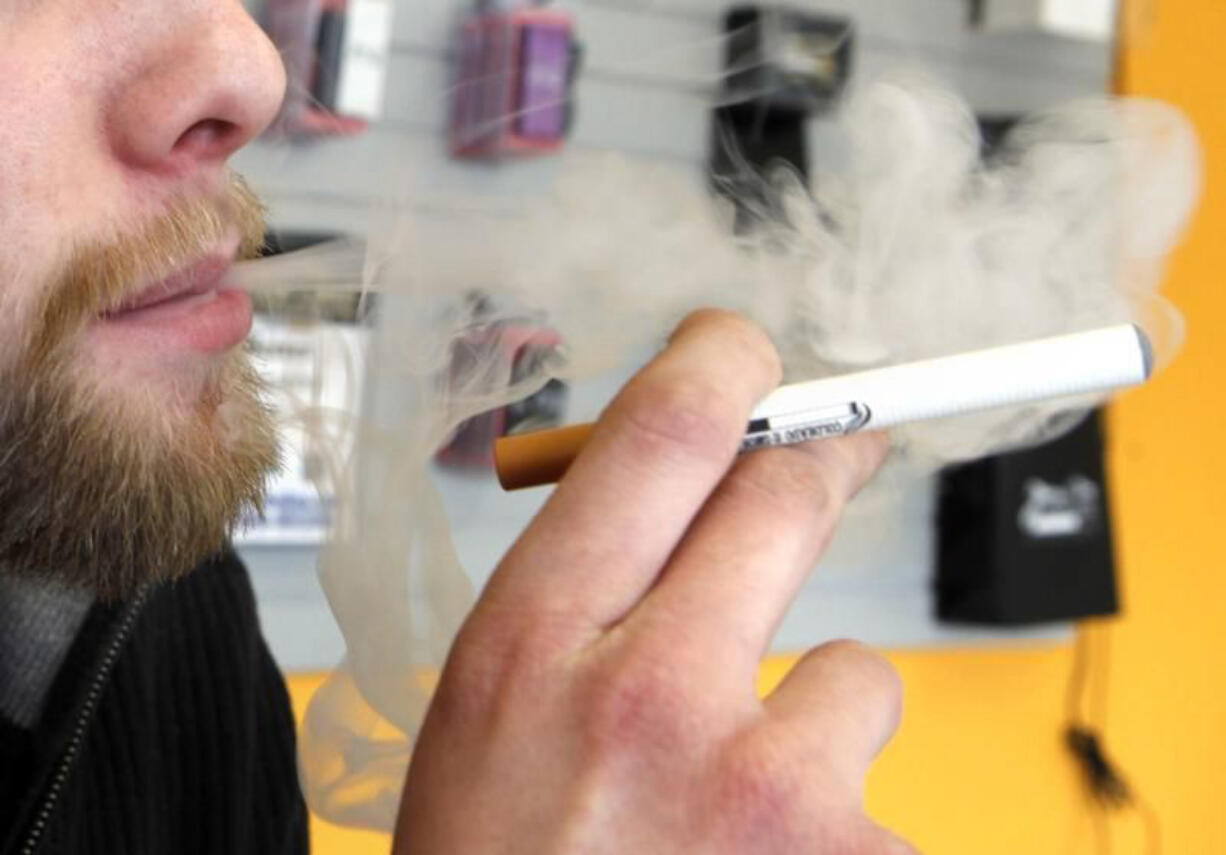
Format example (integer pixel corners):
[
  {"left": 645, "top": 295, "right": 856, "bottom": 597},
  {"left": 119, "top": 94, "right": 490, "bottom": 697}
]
[{"left": 741, "top": 325, "right": 1152, "bottom": 451}]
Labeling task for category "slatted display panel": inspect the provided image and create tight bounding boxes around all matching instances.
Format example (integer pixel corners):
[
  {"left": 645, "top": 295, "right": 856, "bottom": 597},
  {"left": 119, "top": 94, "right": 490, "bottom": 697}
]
[
  {"left": 236, "top": 0, "right": 1110, "bottom": 228},
  {"left": 234, "top": 0, "right": 1112, "bottom": 670}
]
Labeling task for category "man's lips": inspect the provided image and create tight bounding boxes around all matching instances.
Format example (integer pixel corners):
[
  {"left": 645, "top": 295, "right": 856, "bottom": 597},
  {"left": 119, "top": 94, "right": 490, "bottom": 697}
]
[
  {"left": 93, "top": 251, "right": 254, "bottom": 355},
  {"left": 106, "top": 254, "right": 236, "bottom": 317}
]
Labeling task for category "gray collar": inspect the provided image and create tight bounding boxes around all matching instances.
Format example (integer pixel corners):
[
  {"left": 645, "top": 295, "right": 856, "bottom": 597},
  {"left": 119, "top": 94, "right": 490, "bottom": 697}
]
[{"left": 0, "top": 573, "right": 93, "bottom": 728}]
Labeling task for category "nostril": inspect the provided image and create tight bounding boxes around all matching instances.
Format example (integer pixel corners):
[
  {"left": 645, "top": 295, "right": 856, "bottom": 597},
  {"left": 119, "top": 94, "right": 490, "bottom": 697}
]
[{"left": 174, "top": 118, "right": 239, "bottom": 159}]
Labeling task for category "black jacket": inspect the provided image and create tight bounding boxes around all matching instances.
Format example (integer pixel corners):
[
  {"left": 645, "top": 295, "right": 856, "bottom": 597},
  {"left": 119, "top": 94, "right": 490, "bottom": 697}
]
[{"left": 0, "top": 551, "right": 309, "bottom": 855}]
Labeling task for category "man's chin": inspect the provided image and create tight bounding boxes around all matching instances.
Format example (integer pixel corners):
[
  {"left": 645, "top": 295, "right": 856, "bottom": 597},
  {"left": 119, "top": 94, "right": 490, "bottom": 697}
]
[{"left": 0, "top": 350, "right": 280, "bottom": 600}]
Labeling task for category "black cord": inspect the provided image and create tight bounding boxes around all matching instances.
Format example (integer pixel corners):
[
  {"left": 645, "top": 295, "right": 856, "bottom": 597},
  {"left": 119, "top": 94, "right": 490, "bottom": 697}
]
[
  {"left": 1066, "top": 624, "right": 1093, "bottom": 724},
  {"left": 1066, "top": 725, "right": 1132, "bottom": 809},
  {"left": 1065, "top": 623, "right": 1162, "bottom": 855}
]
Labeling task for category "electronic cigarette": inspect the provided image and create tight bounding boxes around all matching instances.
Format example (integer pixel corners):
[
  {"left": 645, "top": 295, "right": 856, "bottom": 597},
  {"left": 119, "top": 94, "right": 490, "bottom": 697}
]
[{"left": 493, "top": 324, "right": 1153, "bottom": 490}]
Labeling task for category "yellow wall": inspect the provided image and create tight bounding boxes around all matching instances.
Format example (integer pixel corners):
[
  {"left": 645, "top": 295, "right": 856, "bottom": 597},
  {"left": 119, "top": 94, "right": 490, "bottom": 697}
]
[
  {"left": 871, "top": 4, "right": 1226, "bottom": 849},
  {"left": 288, "top": 2, "right": 1226, "bottom": 850}
]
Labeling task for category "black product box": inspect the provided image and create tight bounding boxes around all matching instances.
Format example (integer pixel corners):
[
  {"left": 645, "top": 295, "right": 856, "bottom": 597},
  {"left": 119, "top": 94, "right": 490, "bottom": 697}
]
[
  {"left": 935, "top": 410, "right": 1120, "bottom": 626},
  {"left": 721, "top": 6, "right": 854, "bottom": 116}
]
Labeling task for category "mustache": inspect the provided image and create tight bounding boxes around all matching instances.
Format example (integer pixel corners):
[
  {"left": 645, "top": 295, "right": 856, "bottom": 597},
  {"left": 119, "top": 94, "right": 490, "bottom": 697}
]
[{"left": 27, "top": 173, "right": 267, "bottom": 366}]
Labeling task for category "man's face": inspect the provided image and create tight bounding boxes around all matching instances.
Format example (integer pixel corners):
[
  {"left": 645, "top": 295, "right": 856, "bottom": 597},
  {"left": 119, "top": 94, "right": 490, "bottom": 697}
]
[{"left": 0, "top": 1, "right": 288, "bottom": 597}]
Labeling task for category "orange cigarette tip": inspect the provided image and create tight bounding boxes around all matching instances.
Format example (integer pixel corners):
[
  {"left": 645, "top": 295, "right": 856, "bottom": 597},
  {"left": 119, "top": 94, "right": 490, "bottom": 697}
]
[{"left": 494, "top": 423, "right": 595, "bottom": 490}]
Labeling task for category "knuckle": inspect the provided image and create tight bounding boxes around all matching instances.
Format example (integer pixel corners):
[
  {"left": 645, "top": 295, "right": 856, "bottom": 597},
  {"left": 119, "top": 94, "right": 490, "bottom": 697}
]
[
  {"left": 728, "top": 447, "right": 845, "bottom": 519},
  {"left": 608, "top": 311, "right": 785, "bottom": 467},
  {"left": 715, "top": 732, "right": 914, "bottom": 855},
  {"left": 435, "top": 621, "right": 518, "bottom": 718},
  {"left": 432, "top": 636, "right": 504, "bottom": 726},
  {"left": 714, "top": 735, "right": 806, "bottom": 841},
  {"left": 856, "top": 430, "right": 892, "bottom": 468},
  {"left": 615, "top": 377, "right": 740, "bottom": 463},
  {"left": 816, "top": 440, "right": 864, "bottom": 493},
  {"left": 581, "top": 649, "right": 698, "bottom": 758},
  {"left": 437, "top": 607, "right": 574, "bottom": 723},
  {"left": 824, "top": 434, "right": 890, "bottom": 497},
  {"left": 675, "top": 309, "right": 783, "bottom": 385}
]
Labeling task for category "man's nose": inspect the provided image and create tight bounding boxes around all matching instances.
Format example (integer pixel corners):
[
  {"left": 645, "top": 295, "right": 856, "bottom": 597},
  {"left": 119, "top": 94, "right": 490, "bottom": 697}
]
[{"left": 104, "top": 0, "right": 287, "bottom": 175}]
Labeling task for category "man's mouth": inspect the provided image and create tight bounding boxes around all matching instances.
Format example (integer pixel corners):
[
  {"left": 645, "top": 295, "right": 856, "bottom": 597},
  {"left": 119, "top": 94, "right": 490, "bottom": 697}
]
[
  {"left": 106, "top": 254, "right": 234, "bottom": 318},
  {"left": 92, "top": 250, "right": 255, "bottom": 355}
]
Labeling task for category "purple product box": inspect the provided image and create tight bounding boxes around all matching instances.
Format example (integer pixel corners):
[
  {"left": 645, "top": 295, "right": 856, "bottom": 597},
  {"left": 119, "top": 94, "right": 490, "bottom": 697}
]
[{"left": 515, "top": 23, "right": 572, "bottom": 141}]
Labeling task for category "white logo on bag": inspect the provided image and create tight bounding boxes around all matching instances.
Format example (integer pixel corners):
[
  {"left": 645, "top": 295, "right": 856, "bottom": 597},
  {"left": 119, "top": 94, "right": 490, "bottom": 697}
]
[{"left": 1017, "top": 475, "right": 1102, "bottom": 539}]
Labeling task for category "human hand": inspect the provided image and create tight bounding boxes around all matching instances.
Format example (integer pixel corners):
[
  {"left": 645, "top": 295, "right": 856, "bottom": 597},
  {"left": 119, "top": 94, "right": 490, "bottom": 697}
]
[{"left": 394, "top": 310, "right": 912, "bottom": 854}]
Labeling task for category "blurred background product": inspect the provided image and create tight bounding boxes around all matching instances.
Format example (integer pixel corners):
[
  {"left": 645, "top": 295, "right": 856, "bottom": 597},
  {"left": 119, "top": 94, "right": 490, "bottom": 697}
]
[
  {"left": 936, "top": 411, "right": 1120, "bottom": 626},
  {"left": 450, "top": 1, "right": 580, "bottom": 159},
  {"left": 260, "top": 0, "right": 394, "bottom": 138},
  {"left": 709, "top": 5, "right": 853, "bottom": 219},
  {"left": 236, "top": 231, "right": 371, "bottom": 546},
  {"left": 971, "top": 0, "right": 1117, "bottom": 42},
  {"left": 435, "top": 296, "right": 569, "bottom": 469}
]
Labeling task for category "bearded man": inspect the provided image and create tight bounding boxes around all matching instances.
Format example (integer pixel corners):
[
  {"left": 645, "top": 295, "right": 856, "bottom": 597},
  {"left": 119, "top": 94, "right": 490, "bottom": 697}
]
[{"left": 0, "top": 3, "right": 911, "bottom": 854}]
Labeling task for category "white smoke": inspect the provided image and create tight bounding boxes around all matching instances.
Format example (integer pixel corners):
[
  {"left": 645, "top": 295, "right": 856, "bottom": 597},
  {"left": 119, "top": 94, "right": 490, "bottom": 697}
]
[{"left": 236, "top": 76, "right": 1202, "bottom": 829}]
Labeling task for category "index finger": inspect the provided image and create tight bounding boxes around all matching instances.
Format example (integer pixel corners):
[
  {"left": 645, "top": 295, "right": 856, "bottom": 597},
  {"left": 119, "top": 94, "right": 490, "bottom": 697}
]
[{"left": 478, "top": 310, "right": 782, "bottom": 633}]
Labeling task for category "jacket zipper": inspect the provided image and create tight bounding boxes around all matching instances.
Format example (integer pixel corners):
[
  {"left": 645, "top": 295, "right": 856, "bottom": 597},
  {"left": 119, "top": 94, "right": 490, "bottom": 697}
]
[{"left": 20, "top": 585, "right": 150, "bottom": 855}]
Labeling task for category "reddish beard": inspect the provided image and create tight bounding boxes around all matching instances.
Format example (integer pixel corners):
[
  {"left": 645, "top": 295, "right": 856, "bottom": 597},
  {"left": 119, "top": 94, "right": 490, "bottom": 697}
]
[{"left": 0, "top": 175, "right": 280, "bottom": 600}]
